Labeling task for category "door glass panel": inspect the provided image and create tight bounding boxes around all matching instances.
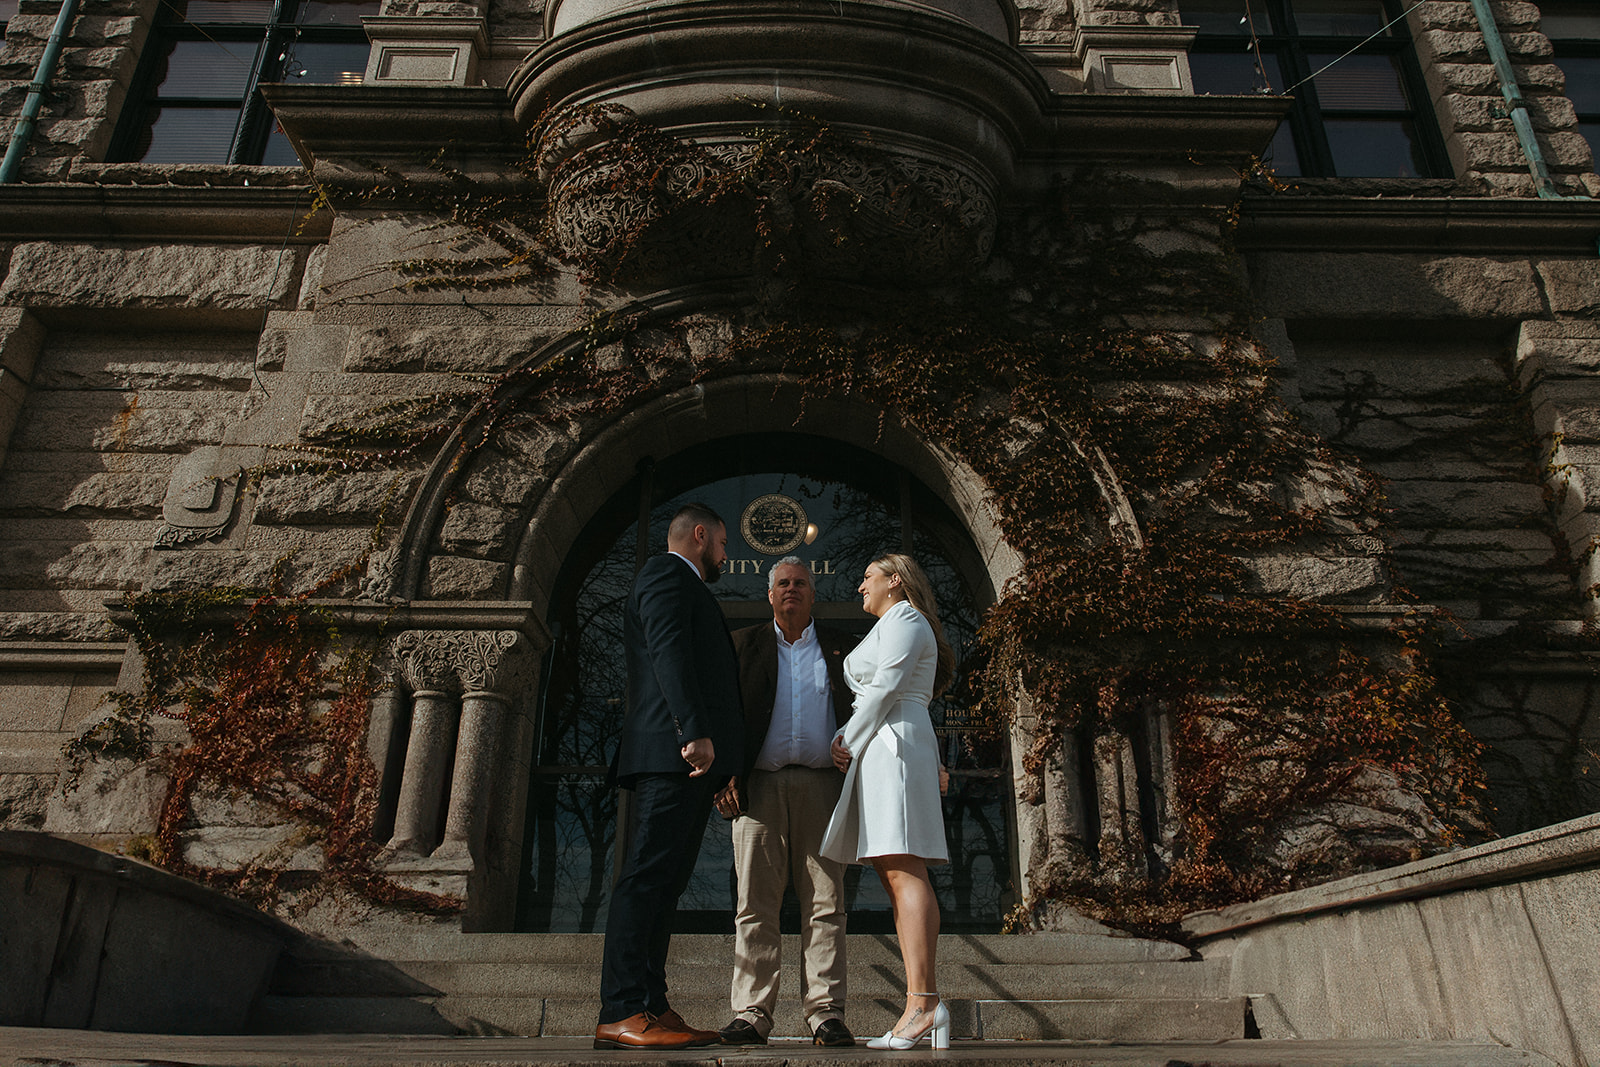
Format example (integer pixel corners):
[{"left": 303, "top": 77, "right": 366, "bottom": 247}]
[{"left": 517, "top": 451, "right": 1009, "bottom": 933}]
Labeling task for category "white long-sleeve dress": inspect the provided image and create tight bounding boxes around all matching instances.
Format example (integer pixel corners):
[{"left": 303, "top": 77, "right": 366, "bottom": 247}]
[{"left": 819, "top": 599, "right": 949, "bottom": 865}]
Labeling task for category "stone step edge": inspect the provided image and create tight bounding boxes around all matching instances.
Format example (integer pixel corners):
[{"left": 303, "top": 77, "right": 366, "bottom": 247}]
[
  {"left": 254, "top": 995, "right": 1251, "bottom": 1041},
  {"left": 310, "top": 932, "right": 1193, "bottom": 966}
]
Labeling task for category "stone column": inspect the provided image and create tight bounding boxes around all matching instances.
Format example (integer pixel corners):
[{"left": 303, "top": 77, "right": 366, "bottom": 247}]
[
  {"left": 1044, "top": 729, "right": 1092, "bottom": 879},
  {"left": 1145, "top": 701, "right": 1180, "bottom": 870},
  {"left": 365, "top": 657, "right": 408, "bottom": 844},
  {"left": 434, "top": 631, "right": 533, "bottom": 862},
  {"left": 388, "top": 630, "right": 463, "bottom": 856},
  {"left": 1093, "top": 726, "right": 1148, "bottom": 885}
]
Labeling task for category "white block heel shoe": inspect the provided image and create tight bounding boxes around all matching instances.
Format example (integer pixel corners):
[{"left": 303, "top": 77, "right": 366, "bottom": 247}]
[{"left": 866, "top": 996, "right": 950, "bottom": 1050}]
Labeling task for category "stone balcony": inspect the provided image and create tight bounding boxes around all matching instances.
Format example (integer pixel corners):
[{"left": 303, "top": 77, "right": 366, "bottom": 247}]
[{"left": 505, "top": 0, "right": 1046, "bottom": 283}]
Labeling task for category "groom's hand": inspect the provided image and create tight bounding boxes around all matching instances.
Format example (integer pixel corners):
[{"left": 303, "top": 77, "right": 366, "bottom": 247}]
[
  {"left": 831, "top": 735, "right": 852, "bottom": 771},
  {"left": 682, "top": 737, "right": 714, "bottom": 777}
]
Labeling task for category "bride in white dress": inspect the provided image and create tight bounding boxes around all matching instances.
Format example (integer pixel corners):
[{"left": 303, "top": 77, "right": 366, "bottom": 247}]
[{"left": 820, "top": 553, "right": 955, "bottom": 1049}]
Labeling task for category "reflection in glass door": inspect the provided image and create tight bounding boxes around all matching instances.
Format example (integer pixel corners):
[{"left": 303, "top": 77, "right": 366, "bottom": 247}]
[{"left": 515, "top": 436, "right": 1014, "bottom": 932}]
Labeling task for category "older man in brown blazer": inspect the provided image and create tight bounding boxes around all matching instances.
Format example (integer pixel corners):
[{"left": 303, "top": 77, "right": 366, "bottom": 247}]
[{"left": 713, "top": 556, "right": 857, "bottom": 1047}]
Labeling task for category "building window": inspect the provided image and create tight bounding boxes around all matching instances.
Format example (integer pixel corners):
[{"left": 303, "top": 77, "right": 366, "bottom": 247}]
[
  {"left": 112, "top": 0, "right": 378, "bottom": 166},
  {"left": 1183, "top": 0, "right": 1446, "bottom": 178},
  {"left": 1542, "top": 2, "right": 1600, "bottom": 167}
]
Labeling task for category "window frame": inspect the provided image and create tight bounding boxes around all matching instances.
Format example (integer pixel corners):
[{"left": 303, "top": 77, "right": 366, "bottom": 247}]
[
  {"left": 110, "top": 0, "right": 375, "bottom": 166},
  {"left": 1185, "top": 0, "right": 1450, "bottom": 179},
  {"left": 1541, "top": 4, "right": 1600, "bottom": 171}
]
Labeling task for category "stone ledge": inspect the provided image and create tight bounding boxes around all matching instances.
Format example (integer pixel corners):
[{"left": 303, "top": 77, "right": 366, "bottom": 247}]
[
  {"left": 1237, "top": 195, "right": 1600, "bottom": 253},
  {"left": 102, "top": 597, "right": 550, "bottom": 647},
  {"left": 0, "top": 641, "right": 126, "bottom": 671},
  {"left": 0, "top": 184, "right": 330, "bottom": 242},
  {"left": 1182, "top": 810, "right": 1600, "bottom": 938}
]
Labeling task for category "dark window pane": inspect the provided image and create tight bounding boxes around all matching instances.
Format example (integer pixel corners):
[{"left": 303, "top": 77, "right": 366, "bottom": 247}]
[
  {"left": 1264, "top": 120, "right": 1301, "bottom": 175},
  {"left": 1181, "top": 0, "right": 1273, "bottom": 35},
  {"left": 261, "top": 125, "right": 302, "bottom": 166},
  {"left": 276, "top": 40, "right": 368, "bottom": 84},
  {"left": 164, "top": 0, "right": 275, "bottom": 23},
  {"left": 1578, "top": 122, "right": 1600, "bottom": 166},
  {"left": 0, "top": 1, "right": 19, "bottom": 22},
  {"left": 137, "top": 106, "right": 241, "bottom": 163},
  {"left": 1189, "top": 50, "right": 1284, "bottom": 95},
  {"left": 1555, "top": 56, "right": 1600, "bottom": 113},
  {"left": 1324, "top": 117, "right": 1424, "bottom": 176},
  {"left": 1291, "top": 0, "right": 1390, "bottom": 36},
  {"left": 1307, "top": 52, "right": 1408, "bottom": 109},
  {"left": 296, "top": 0, "right": 382, "bottom": 25},
  {"left": 156, "top": 38, "right": 259, "bottom": 97}
]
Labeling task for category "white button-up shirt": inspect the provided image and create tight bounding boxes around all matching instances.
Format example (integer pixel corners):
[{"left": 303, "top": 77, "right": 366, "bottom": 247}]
[{"left": 753, "top": 619, "right": 836, "bottom": 771}]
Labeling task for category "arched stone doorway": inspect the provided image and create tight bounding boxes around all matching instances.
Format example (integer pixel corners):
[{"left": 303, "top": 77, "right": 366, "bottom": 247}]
[{"left": 511, "top": 432, "right": 1016, "bottom": 933}]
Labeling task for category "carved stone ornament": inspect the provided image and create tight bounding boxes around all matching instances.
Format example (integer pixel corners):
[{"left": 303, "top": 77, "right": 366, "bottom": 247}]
[
  {"left": 547, "top": 141, "right": 997, "bottom": 285},
  {"left": 359, "top": 545, "right": 403, "bottom": 602},
  {"left": 154, "top": 445, "right": 242, "bottom": 548},
  {"left": 390, "top": 629, "right": 534, "bottom": 697}
]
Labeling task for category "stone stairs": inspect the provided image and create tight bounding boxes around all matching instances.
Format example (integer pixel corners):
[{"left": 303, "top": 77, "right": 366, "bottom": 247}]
[{"left": 252, "top": 930, "right": 1253, "bottom": 1042}]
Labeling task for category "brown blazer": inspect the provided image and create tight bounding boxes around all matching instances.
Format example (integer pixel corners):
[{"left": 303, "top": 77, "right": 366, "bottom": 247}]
[{"left": 730, "top": 619, "right": 857, "bottom": 782}]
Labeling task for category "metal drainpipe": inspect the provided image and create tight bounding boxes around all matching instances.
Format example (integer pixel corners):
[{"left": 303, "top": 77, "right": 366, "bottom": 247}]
[
  {"left": 0, "top": 0, "right": 82, "bottom": 184},
  {"left": 1467, "top": 0, "right": 1586, "bottom": 200}
]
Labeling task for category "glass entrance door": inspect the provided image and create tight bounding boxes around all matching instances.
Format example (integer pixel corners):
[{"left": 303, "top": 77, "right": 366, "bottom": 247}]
[{"left": 514, "top": 435, "right": 1014, "bottom": 932}]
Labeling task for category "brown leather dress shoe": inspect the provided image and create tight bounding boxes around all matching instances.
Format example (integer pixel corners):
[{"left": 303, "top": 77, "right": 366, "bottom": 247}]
[
  {"left": 594, "top": 1012, "right": 695, "bottom": 1050},
  {"left": 654, "top": 1008, "right": 721, "bottom": 1047}
]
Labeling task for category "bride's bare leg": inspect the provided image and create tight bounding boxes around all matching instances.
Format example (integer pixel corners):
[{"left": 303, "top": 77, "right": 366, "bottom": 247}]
[{"left": 873, "top": 855, "right": 941, "bottom": 1033}]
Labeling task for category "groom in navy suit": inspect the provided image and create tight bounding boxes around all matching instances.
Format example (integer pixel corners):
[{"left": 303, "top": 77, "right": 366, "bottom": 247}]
[{"left": 595, "top": 502, "right": 745, "bottom": 1050}]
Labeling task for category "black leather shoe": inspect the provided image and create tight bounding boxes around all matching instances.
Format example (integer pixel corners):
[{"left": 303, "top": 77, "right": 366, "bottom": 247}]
[
  {"left": 813, "top": 1019, "right": 855, "bottom": 1047},
  {"left": 719, "top": 1019, "right": 768, "bottom": 1045}
]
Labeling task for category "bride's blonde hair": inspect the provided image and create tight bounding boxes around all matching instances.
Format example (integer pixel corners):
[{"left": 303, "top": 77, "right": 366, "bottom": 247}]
[{"left": 871, "top": 552, "right": 955, "bottom": 697}]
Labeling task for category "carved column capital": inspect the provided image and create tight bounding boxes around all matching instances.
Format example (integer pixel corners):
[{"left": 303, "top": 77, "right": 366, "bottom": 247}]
[
  {"left": 390, "top": 629, "right": 463, "bottom": 694},
  {"left": 389, "top": 629, "right": 534, "bottom": 697},
  {"left": 454, "top": 630, "right": 534, "bottom": 697}
]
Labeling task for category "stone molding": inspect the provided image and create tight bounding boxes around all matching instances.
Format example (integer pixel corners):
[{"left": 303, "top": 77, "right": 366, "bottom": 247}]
[
  {"left": 0, "top": 642, "right": 127, "bottom": 672},
  {"left": 105, "top": 598, "right": 549, "bottom": 649},
  {"left": 1072, "top": 24, "right": 1196, "bottom": 94},
  {"left": 362, "top": 15, "right": 489, "bottom": 86}
]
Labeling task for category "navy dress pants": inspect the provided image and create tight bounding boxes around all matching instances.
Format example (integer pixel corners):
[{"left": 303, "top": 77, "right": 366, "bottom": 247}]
[{"left": 598, "top": 770, "right": 718, "bottom": 1024}]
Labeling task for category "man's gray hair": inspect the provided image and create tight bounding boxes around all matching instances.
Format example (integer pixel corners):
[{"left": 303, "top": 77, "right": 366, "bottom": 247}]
[{"left": 767, "top": 555, "right": 813, "bottom": 591}]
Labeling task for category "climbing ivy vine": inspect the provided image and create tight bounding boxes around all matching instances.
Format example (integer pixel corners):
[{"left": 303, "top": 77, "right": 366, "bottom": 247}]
[{"left": 74, "top": 102, "right": 1495, "bottom": 931}]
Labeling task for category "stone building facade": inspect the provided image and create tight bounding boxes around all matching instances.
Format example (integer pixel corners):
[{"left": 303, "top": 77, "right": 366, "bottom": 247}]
[{"left": 0, "top": 0, "right": 1598, "bottom": 937}]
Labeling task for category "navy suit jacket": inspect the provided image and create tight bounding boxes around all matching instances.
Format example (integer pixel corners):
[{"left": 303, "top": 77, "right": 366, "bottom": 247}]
[
  {"left": 731, "top": 620, "right": 857, "bottom": 781},
  {"left": 617, "top": 553, "right": 743, "bottom": 781}
]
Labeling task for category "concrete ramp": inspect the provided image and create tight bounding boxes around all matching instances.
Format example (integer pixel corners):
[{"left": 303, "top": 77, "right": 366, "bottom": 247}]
[{"left": 0, "top": 830, "right": 293, "bottom": 1034}]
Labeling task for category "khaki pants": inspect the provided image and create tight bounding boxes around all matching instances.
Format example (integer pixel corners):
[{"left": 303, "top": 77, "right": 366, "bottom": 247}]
[{"left": 730, "top": 765, "right": 849, "bottom": 1036}]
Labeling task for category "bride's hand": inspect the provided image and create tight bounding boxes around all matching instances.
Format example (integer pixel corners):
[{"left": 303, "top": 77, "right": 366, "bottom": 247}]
[{"left": 831, "top": 735, "right": 852, "bottom": 771}]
